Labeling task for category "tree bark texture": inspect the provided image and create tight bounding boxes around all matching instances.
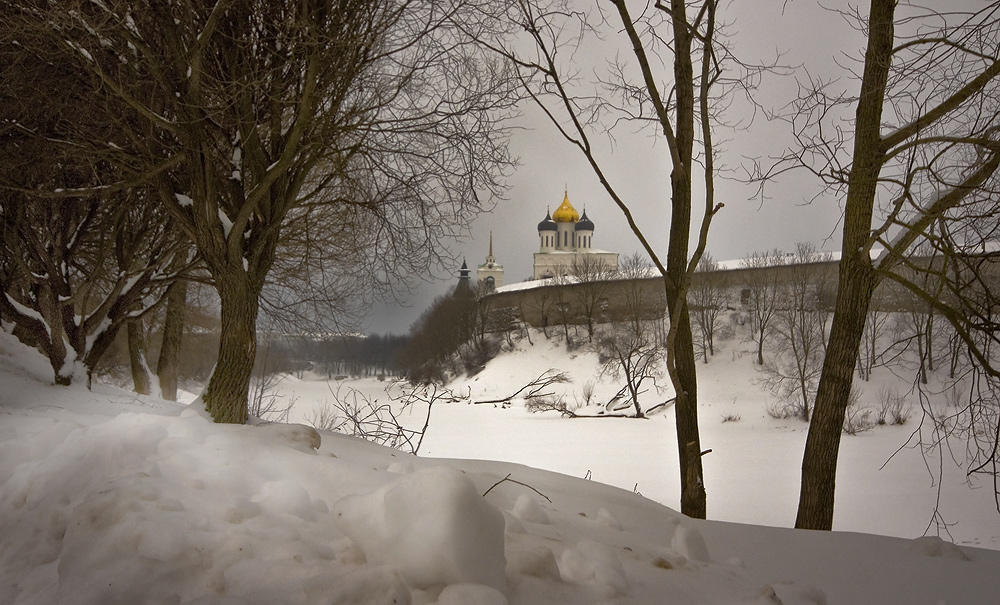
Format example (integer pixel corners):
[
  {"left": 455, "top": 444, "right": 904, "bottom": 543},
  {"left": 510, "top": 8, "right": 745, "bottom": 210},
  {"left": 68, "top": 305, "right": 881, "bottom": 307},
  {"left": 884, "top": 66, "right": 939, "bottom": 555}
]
[
  {"left": 667, "top": 0, "right": 706, "bottom": 520},
  {"left": 127, "top": 318, "right": 152, "bottom": 395},
  {"left": 156, "top": 279, "right": 187, "bottom": 401},
  {"left": 202, "top": 274, "right": 260, "bottom": 424},
  {"left": 795, "top": 0, "right": 894, "bottom": 530}
]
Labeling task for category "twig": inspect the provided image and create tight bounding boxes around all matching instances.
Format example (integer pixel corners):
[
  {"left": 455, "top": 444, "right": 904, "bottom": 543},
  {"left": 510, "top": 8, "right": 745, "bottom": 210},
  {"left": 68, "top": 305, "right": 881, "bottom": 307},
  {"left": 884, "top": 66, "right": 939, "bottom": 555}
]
[{"left": 482, "top": 473, "right": 553, "bottom": 503}]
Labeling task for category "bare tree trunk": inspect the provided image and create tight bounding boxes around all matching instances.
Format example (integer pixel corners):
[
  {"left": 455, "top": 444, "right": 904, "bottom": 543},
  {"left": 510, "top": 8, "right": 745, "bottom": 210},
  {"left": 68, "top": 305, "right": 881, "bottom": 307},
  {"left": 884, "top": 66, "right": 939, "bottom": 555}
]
[
  {"left": 672, "top": 302, "right": 706, "bottom": 518},
  {"left": 795, "top": 0, "right": 893, "bottom": 530},
  {"left": 796, "top": 266, "right": 874, "bottom": 529},
  {"left": 40, "top": 284, "right": 73, "bottom": 386},
  {"left": 127, "top": 318, "right": 152, "bottom": 395},
  {"left": 202, "top": 274, "right": 259, "bottom": 424},
  {"left": 157, "top": 279, "right": 187, "bottom": 401},
  {"left": 666, "top": 0, "right": 707, "bottom": 520}
]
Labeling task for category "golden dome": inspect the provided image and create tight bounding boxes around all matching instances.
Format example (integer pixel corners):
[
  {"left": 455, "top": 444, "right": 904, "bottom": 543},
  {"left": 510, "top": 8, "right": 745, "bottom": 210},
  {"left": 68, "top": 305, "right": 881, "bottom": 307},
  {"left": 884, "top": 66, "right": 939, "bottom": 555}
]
[{"left": 551, "top": 191, "right": 579, "bottom": 223}]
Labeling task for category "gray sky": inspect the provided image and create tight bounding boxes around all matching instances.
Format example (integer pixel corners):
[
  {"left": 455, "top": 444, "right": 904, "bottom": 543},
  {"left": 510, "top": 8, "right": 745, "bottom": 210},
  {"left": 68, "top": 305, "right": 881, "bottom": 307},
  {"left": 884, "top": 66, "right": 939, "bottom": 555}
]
[{"left": 364, "top": 0, "right": 862, "bottom": 334}]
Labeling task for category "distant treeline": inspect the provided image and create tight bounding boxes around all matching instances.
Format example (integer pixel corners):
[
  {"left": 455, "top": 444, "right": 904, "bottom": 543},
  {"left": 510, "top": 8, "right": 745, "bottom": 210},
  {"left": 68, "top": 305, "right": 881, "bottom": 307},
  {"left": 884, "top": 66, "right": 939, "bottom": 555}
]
[{"left": 288, "top": 333, "right": 410, "bottom": 379}]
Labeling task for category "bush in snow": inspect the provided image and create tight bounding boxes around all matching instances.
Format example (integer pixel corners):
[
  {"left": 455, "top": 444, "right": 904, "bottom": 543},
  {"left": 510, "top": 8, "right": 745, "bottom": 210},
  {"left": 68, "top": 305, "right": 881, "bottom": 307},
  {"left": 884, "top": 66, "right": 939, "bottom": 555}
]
[
  {"left": 842, "top": 389, "right": 875, "bottom": 435},
  {"left": 305, "top": 382, "right": 454, "bottom": 454},
  {"left": 876, "top": 386, "right": 910, "bottom": 426}
]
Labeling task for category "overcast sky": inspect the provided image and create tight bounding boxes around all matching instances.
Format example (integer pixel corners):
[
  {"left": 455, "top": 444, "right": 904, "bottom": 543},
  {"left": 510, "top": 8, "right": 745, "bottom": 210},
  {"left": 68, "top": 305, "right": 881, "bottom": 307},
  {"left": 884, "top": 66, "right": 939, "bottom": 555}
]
[{"left": 363, "top": 0, "right": 865, "bottom": 334}]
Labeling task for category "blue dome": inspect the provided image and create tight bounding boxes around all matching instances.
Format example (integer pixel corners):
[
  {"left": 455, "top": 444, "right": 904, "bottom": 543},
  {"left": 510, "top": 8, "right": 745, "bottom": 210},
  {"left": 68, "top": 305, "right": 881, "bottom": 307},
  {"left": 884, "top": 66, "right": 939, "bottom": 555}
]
[
  {"left": 537, "top": 211, "right": 557, "bottom": 232},
  {"left": 575, "top": 210, "right": 594, "bottom": 231}
]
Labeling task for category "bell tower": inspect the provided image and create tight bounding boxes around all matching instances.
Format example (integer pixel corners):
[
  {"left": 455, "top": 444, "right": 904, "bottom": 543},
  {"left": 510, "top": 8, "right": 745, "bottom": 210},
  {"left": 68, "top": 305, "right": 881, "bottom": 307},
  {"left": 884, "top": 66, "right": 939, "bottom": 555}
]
[{"left": 477, "top": 232, "right": 504, "bottom": 290}]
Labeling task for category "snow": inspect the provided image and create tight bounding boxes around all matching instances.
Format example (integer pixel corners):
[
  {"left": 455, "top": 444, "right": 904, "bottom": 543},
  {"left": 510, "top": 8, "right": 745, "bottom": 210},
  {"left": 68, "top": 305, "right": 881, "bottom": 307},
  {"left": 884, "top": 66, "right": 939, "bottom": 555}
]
[
  {"left": 231, "top": 145, "right": 243, "bottom": 181},
  {"left": 333, "top": 465, "right": 508, "bottom": 592},
  {"left": 218, "top": 208, "right": 234, "bottom": 238},
  {"left": 2, "top": 328, "right": 1000, "bottom": 604},
  {"left": 3, "top": 293, "right": 49, "bottom": 337},
  {"left": 83, "top": 315, "right": 112, "bottom": 358},
  {"left": 175, "top": 193, "right": 194, "bottom": 207},
  {"left": 66, "top": 41, "right": 93, "bottom": 62}
]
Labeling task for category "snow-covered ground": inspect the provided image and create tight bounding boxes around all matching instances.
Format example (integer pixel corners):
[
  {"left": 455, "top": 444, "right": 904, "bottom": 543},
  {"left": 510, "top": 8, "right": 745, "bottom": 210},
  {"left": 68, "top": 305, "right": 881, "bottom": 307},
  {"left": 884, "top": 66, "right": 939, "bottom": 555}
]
[{"left": 2, "top": 328, "right": 999, "bottom": 604}]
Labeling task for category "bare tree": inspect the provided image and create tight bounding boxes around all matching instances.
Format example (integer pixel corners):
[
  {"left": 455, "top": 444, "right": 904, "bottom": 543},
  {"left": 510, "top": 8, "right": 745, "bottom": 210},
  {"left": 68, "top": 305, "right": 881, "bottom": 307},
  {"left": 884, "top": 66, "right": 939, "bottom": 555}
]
[
  {"left": 527, "top": 284, "right": 557, "bottom": 339},
  {"left": 763, "top": 244, "right": 832, "bottom": 422},
  {"left": 740, "top": 249, "right": 784, "bottom": 366},
  {"left": 485, "top": 0, "right": 767, "bottom": 519},
  {"left": 156, "top": 279, "right": 189, "bottom": 401},
  {"left": 0, "top": 27, "right": 194, "bottom": 386},
  {"left": 596, "top": 321, "right": 665, "bottom": 418},
  {"left": 689, "top": 252, "right": 728, "bottom": 363},
  {"left": 616, "top": 252, "right": 662, "bottom": 337},
  {"left": 570, "top": 255, "right": 615, "bottom": 342},
  {"left": 126, "top": 318, "right": 153, "bottom": 396},
  {"left": 857, "top": 285, "right": 890, "bottom": 382},
  {"left": 550, "top": 271, "right": 575, "bottom": 347},
  {"left": 763, "top": 1, "right": 1000, "bottom": 530},
  {"left": 0, "top": 188, "right": 191, "bottom": 385},
  {"left": 6, "top": 1, "right": 515, "bottom": 422},
  {"left": 398, "top": 287, "right": 478, "bottom": 384}
]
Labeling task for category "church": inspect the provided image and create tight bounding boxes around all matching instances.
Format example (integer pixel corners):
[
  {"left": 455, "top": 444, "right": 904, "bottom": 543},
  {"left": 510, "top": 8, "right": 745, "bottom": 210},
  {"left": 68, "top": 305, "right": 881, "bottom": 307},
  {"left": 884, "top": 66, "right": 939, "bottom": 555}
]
[
  {"left": 473, "top": 190, "right": 619, "bottom": 288},
  {"left": 531, "top": 190, "right": 619, "bottom": 279}
]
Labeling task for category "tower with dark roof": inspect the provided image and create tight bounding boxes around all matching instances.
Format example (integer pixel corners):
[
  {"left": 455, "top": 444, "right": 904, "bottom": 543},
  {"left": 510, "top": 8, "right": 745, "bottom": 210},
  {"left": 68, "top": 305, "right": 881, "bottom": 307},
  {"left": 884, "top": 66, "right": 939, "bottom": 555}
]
[{"left": 454, "top": 259, "right": 473, "bottom": 295}]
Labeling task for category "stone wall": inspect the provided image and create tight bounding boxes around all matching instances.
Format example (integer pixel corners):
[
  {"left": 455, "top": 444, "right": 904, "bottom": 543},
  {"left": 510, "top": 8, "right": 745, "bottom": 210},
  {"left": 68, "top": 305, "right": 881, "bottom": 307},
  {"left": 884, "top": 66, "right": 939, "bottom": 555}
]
[{"left": 477, "top": 254, "right": 999, "bottom": 330}]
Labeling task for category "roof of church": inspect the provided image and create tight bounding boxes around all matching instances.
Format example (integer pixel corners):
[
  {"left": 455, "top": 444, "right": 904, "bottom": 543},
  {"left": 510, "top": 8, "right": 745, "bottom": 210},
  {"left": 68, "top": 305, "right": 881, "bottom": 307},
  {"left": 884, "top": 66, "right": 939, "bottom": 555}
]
[
  {"left": 575, "top": 209, "right": 594, "bottom": 231},
  {"left": 551, "top": 191, "right": 580, "bottom": 223},
  {"left": 537, "top": 211, "right": 557, "bottom": 231}
]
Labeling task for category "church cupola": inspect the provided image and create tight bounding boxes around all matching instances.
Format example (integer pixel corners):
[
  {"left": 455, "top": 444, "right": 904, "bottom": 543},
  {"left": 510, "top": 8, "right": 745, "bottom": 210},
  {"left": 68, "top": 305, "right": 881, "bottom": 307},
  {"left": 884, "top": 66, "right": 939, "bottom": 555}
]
[
  {"left": 537, "top": 210, "right": 557, "bottom": 252},
  {"left": 551, "top": 191, "right": 580, "bottom": 222},
  {"left": 552, "top": 190, "right": 578, "bottom": 250},
  {"left": 537, "top": 211, "right": 557, "bottom": 231},
  {"left": 574, "top": 209, "right": 594, "bottom": 249}
]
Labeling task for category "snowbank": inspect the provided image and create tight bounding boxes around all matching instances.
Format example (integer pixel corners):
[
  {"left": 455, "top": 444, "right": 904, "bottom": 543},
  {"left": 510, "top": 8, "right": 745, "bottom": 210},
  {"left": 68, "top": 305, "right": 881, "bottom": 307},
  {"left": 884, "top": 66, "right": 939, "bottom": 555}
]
[{"left": 3, "top": 330, "right": 1000, "bottom": 603}]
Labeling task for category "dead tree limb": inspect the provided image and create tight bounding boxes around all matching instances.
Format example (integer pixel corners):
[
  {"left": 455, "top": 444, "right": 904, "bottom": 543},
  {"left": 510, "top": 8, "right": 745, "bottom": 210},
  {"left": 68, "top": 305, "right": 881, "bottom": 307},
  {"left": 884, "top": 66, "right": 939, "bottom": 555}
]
[{"left": 473, "top": 369, "right": 569, "bottom": 405}]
